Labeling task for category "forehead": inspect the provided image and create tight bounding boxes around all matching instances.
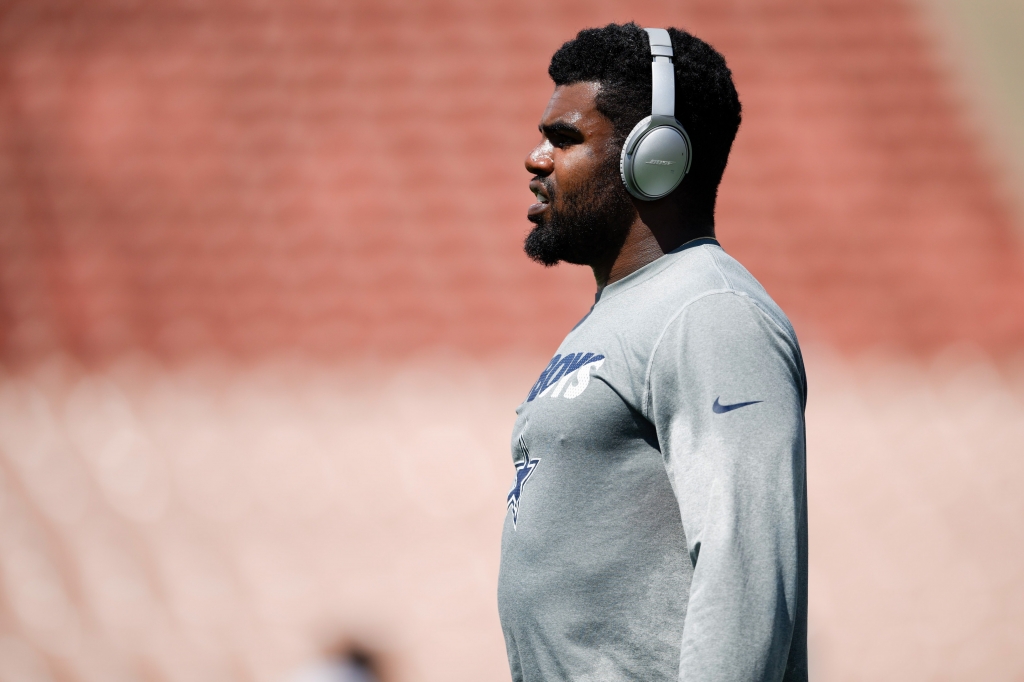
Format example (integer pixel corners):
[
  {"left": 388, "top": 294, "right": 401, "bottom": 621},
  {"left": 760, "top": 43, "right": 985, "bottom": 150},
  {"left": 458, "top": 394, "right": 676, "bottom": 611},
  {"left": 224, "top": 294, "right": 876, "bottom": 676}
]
[{"left": 539, "top": 81, "right": 608, "bottom": 131}]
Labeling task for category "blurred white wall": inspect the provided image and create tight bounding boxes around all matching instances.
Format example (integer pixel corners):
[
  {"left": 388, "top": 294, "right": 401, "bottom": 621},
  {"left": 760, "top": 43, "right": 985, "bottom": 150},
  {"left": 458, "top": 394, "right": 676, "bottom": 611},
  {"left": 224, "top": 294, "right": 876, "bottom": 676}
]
[{"left": 1, "top": 352, "right": 1023, "bottom": 681}]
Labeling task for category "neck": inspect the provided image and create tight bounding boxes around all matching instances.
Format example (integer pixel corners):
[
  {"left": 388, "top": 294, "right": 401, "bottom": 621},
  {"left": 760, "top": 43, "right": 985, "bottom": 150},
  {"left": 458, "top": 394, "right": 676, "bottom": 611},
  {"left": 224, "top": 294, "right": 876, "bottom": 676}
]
[{"left": 592, "top": 201, "right": 714, "bottom": 288}]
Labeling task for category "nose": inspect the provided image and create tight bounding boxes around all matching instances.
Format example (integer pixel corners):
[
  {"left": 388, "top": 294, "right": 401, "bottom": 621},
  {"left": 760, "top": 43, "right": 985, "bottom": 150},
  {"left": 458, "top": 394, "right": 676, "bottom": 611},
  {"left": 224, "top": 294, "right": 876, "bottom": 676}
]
[{"left": 525, "top": 139, "right": 553, "bottom": 176}]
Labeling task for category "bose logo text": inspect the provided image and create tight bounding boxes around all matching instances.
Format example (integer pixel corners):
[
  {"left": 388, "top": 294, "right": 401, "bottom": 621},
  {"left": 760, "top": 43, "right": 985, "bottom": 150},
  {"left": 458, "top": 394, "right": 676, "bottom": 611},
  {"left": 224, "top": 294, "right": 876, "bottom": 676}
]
[{"left": 645, "top": 159, "right": 674, "bottom": 165}]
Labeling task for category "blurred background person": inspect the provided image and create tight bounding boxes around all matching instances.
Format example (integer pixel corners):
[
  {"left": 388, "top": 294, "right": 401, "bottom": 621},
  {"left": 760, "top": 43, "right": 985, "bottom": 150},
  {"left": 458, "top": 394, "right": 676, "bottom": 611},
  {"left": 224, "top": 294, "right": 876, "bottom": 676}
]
[
  {"left": 288, "top": 648, "right": 382, "bottom": 682},
  {"left": 0, "top": 1, "right": 1022, "bottom": 681}
]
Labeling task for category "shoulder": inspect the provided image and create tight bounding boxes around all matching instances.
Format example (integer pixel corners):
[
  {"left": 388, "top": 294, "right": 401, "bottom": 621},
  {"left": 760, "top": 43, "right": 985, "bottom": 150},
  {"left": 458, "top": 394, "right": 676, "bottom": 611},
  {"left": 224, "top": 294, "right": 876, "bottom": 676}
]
[
  {"left": 696, "top": 247, "right": 797, "bottom": 341},
  {"left": 640, "top": 252, "right": 806, "bottom": 412},
  {"left": 648, "top": 246, "right": 799, "bottom": 350},
  {"left": 655, "top": 289, "right": 798, "bottom": 359},
  {"left": 594, "top": 243, "right": 802, "bottom": 370}
]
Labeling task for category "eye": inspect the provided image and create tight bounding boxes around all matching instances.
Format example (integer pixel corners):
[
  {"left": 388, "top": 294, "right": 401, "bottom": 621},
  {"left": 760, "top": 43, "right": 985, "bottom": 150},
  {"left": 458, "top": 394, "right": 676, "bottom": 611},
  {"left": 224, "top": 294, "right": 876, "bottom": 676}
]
[{"left": 548, "top": 132, "right": 576, "bottom": 149}]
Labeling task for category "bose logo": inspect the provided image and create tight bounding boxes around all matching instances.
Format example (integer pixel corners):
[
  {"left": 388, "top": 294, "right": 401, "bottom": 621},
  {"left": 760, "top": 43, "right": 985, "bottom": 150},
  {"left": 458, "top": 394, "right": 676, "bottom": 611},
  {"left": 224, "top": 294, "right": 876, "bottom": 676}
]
[{"left": 645, "top": 159, "right": 674, "bottom": 166}]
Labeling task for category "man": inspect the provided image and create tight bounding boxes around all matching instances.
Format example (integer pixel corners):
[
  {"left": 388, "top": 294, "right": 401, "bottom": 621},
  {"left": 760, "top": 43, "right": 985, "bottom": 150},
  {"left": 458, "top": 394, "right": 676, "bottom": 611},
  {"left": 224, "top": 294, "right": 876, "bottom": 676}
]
[{"left": 497, "top": 23, "right": 808, "bottom": 682}]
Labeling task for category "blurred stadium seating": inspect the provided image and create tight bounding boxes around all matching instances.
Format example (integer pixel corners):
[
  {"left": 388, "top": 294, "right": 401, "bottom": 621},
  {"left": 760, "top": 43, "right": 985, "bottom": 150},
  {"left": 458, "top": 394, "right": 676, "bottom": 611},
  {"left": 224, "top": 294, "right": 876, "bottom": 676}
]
[{"left": 0, "top": 1, "right": 1022, "bottom": 681}]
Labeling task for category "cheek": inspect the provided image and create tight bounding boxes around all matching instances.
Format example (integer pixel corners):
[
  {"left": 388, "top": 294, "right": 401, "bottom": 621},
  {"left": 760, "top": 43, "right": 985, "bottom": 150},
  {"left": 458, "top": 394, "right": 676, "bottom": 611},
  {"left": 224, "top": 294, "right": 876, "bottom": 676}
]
[{"left": 556, "top": 147, "right": 606, "bottom": 193}]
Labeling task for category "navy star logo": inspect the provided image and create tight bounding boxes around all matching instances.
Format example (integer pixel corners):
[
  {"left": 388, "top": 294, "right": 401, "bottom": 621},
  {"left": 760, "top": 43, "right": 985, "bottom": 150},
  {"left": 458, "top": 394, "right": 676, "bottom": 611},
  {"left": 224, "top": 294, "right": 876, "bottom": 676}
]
[{"left": 507, "top": 434, "right": 540, "bottom": 530}]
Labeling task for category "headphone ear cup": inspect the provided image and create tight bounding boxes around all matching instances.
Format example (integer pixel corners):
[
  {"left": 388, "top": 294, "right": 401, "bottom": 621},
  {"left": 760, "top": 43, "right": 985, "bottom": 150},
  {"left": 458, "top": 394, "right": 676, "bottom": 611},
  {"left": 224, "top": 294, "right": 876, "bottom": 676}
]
[{"left": 620, "top": 116, "right": 692, "bottom": 200}]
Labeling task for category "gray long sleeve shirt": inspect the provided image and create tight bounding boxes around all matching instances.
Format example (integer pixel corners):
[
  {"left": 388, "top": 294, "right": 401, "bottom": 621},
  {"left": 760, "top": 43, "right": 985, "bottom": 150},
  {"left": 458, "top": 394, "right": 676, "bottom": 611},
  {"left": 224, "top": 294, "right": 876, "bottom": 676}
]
[{"left": 498, "top": 239, "right": 808, "bottom": 682}]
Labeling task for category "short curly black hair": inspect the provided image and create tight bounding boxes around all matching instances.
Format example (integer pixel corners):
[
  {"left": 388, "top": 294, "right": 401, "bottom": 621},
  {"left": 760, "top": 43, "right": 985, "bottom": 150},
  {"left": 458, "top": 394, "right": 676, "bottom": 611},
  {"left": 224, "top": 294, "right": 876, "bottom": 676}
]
[{"left": 549, "top": 23, "right": 741, "bottom": 213}]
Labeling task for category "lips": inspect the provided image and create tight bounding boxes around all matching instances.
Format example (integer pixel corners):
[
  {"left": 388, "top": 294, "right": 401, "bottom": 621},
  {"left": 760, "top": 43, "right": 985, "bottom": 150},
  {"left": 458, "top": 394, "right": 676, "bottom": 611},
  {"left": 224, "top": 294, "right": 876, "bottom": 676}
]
[{"left": 528, "top": 179, "right": 550, "bottom": 217}]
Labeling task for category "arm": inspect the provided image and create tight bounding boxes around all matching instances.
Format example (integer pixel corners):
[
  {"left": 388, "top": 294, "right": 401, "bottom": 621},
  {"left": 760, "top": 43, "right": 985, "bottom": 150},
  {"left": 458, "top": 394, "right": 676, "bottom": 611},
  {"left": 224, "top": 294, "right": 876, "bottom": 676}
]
[{"left": 646, "top": 292, "right": 808, "bottom": 682}]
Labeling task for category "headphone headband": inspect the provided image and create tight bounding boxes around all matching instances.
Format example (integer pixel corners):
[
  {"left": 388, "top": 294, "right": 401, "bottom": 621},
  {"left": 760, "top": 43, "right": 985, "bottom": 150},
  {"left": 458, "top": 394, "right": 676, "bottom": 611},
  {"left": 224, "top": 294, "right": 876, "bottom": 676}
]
[{"left": 644, "top": 28, "right": 675, "bottom": 118}]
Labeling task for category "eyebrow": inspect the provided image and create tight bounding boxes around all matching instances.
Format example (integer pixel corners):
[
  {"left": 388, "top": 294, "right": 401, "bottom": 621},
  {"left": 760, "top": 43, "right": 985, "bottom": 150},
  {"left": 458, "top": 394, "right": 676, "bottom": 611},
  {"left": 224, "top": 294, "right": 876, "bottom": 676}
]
[{"left": 539, "top": 121, "right": 584, "bottom": 139}]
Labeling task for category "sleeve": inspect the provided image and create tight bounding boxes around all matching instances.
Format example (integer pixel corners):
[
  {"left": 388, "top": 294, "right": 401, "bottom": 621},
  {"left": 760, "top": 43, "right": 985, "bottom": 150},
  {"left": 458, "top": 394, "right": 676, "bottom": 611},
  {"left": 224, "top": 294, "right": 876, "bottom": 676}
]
[{"left": 646, "top": 292, "right": 808, "bottom": 682}]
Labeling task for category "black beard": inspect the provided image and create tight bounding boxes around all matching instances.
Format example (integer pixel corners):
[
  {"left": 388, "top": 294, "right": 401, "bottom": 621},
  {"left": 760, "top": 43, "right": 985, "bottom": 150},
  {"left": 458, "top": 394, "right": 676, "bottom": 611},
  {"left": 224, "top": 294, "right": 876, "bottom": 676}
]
[{"left": 524, "top": 154, "right": 636, "bottom": 267}]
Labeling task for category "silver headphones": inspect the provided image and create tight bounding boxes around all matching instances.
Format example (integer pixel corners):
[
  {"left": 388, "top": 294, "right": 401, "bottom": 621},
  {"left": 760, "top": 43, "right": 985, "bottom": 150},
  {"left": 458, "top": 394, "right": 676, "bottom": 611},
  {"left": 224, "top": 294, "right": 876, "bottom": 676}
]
[{"left": 619, "top": 28, "right": 692, "bottom": 201}]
